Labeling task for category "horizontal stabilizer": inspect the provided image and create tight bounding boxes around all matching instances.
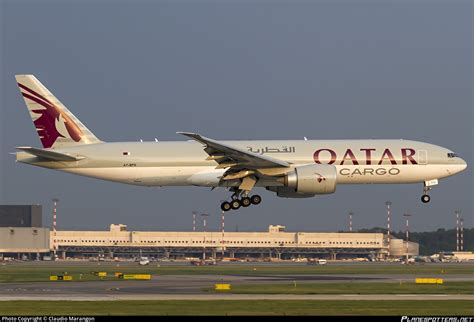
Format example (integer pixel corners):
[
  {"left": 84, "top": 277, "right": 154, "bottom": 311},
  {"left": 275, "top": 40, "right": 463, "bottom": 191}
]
[{"left": 16, "top": 146, "right": 84, "bottom": 161}]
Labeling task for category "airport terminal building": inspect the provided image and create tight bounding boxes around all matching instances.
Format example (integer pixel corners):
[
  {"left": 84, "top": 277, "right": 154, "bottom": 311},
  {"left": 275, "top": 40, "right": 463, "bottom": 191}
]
[
  {"left": 0, "top": 205, "right": 419, "bottom": 260},
  {"left": 49, "top": 224, "right": 418, "bottom": 260}
]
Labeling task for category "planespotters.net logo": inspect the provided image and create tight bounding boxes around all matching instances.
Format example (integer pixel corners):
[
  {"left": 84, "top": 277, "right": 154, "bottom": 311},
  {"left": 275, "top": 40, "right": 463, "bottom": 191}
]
[{"left": 401, "top": 317, "right": 474, "bottom": 322}]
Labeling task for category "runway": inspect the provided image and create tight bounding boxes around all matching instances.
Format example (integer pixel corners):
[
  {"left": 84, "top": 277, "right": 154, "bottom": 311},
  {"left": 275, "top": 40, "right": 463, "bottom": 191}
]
[
  {"left": 1, "top": 294, "right": 473, "bottom": 301},
  {"left": 0, "top": 274, "right": 473, "bottom": 301}
]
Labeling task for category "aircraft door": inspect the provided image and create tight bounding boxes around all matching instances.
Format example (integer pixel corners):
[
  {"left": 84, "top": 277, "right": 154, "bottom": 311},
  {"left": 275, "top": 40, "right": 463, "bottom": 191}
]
[{"left": 418, "top": 150, "right": 427, "bottom": 165}]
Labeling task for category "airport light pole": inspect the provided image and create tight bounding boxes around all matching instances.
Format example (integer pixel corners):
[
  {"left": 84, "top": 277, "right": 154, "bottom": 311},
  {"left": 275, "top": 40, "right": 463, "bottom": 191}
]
[
  {"left": 348, "top": 212, "right": 354, "bottom": 232},
  {"left": 455, "top": 210, "right": 461, "bottom": 252},
  {"left": 220, "top": 210, "right": 226, "bottom": 256},
  {"left": 221, "top": 211, "right": 225, "bottom": 244},
  {"left": 192, "top": 211, "right": 197, "bottom": 232},
  {"left": 52, "top": 198, "right": 59, "bottom": 258},
  {"left": 201, "top": 213, "right": 210, "bottom": 260},
  {"left": 385, "top": 201, "right": 392, "bottom": 257},
  {"left": 403, "top": 213, "right": 412, "bottom": 263},
  {"left": 201, "top": 213, "right": 210, "bottom": 232},
  {"left": 460, "top": 218, "right": 464, "bottom": 252}
]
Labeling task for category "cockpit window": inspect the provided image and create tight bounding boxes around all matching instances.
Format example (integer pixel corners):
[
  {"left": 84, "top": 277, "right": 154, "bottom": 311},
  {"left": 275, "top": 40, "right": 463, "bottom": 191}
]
[{"left": 447, "top": 153, "right": 458, "bottom": 158}]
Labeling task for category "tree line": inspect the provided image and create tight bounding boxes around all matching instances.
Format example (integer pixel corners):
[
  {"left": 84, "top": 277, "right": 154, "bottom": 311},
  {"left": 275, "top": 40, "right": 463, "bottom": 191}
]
[{"left": 356, "top": 227, "right": 473, "bottom": 255}]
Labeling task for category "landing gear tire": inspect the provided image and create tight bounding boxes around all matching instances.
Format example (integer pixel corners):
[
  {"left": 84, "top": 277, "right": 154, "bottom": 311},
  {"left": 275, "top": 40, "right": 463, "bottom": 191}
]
[
  {"left": 250, "top": 195, "right": 262, "bottom": 205},
  {"left": 241, "top": 197, "right": 251, "bottom": 207},
  {"left": 421, "top": 194, "right": 431, "bottom": 203},
  {"left": 231, "top": 199, "right": 241, "bottom": 210},
  {"left": 221, "top": 201, "right": 231, "bottom": 212}
]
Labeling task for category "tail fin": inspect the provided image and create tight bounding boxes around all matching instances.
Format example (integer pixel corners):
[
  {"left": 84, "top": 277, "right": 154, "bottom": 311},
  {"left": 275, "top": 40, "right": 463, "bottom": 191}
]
[{"left": 15, "top": 75, "right": 102, "bottom": 149}]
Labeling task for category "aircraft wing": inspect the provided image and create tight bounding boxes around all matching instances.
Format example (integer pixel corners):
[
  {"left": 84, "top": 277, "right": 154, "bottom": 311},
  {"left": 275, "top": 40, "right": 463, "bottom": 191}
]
[
  {"left": 16, "top": 146, "right": 84, "bottom": 162},
  {"left": 177, "top": 132, "right": 290, "bottom": 169}
]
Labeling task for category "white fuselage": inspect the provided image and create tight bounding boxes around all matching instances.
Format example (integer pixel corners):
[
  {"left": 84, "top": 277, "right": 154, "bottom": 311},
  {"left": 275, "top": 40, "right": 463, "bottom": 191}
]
[{"left": 17, "top": 139, "right": 467, "bottom": 189}]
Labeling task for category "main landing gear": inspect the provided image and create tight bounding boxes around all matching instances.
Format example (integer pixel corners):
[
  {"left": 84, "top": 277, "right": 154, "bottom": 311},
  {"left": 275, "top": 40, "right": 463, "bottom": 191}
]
[{"left": 220, "top": 192, "right": 262, "bottom": 212}]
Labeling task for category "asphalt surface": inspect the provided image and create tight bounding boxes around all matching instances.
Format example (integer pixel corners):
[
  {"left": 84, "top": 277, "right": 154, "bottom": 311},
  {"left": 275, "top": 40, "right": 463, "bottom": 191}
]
[
  {"left": 0, "top": 274, "right": 473, "bottom": 300},
  {"left": 0, "top": 275, "right": 382, "bottom": 297},
  {"left": 1, "top": 262, "right": 472, "bottom": 301},
  {"left": 1, "top": 294, "right": 472, "bottom": 301}
]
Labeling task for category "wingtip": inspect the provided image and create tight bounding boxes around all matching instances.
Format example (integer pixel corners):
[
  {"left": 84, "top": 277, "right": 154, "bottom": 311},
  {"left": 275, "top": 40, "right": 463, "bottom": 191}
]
[
  {"left": 177, "top": 131, "right": 199, "bottom": 137},
  {"left": 15, "top": 74, "right": 34, "bottom": 81}
]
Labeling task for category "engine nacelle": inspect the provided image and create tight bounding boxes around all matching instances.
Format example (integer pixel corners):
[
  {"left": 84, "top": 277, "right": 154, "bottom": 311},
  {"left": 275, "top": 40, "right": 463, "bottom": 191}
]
[
  {"left": 271, "top": 187, "right": 315, "bottom": 198},
  {"left": 285, "top": 164, "right": 337, "bottom": 195}
]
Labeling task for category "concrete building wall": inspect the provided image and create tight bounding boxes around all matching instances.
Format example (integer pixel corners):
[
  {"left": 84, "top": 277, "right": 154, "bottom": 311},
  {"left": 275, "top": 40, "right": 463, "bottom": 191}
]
[
  {"left": 296, "top": 232, "right": 383, "bottom": 248},
  {"left": 0, "top": 227, "right": 50, "bottom": 253},
  {"left": 453, "top": 252, "right": 474, "bottom": 261},
  {"left": 389, "top": 239, "right": 419, "bottom": 256},
  {"left": 52, "top": 225, "right": 386, "bottom": 250},
  {"left": 51, "top": 230, "right": 131, "bottom": 247}
]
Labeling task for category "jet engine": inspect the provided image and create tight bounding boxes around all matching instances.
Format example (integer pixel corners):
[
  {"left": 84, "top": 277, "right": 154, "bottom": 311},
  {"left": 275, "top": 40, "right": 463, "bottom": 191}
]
[{"left": 268, "top": 164, "right": 337, "bottom": 198}]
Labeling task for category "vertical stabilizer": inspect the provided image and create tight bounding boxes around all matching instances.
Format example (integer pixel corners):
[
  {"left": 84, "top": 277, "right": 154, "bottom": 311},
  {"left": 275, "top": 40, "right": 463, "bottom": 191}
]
[{"left": 15, "top": 75, "right": 102, "bottom": 149}]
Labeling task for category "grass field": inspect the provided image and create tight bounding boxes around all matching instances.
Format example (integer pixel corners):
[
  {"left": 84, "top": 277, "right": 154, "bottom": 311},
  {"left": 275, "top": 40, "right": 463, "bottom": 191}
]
[
  {"left": 0, "top": 300, "right": 472, "bottom": 315},
  {"left": 209, "top": 281, "right": 474, "bottom": 294},
  {"left": 0, "top": 263, "right": 472, "bottom": 282}
]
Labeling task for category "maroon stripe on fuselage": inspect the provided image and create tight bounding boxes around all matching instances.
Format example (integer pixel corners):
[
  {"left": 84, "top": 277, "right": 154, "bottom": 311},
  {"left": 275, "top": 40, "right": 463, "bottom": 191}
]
[{"left": 18, "top": 83, "right": 52, "bottom": 105}]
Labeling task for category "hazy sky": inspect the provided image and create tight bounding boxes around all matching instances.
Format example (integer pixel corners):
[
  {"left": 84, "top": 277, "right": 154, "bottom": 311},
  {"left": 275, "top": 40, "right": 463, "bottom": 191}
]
[{"left": 1, "top": 1, "right": 472, "bottom": 233}]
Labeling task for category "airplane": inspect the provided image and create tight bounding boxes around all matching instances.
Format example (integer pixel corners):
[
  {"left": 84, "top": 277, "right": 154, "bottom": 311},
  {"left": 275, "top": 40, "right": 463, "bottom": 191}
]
[{"left": 13, "top": 75, "right": 467, "bottom": 211}]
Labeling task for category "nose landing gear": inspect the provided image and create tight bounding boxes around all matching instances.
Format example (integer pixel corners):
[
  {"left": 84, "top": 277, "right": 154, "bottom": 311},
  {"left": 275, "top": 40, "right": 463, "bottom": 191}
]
[
  {"left": 421, "top": 179, "right": 437, "bottom": 203},
  {"left": 421, "top": 194, "right": 431, "bottom": 203}
]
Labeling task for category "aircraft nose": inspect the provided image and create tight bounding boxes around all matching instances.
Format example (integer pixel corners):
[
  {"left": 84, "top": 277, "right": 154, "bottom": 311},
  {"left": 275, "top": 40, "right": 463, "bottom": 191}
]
[
  {"left": 448, "top": 156, "right": 467, "bottom": 175},
  {"left": 460, "top": 158, "right": 468, "bottom": 171}
]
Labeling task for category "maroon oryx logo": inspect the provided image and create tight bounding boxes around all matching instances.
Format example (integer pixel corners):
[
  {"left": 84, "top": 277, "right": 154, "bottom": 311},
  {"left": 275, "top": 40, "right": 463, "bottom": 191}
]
[
  {"left": 18, "top": 83, "right": 83, "bottom": 148},
  {"left": 315, "top": 173, "right": 326, "bottom": 183}
]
